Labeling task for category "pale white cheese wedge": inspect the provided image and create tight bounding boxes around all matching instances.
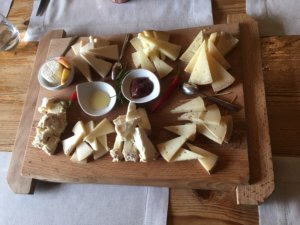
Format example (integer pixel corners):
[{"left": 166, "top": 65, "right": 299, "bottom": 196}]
[
  {"left": 76, "top": 142, "right": 94, "bottom": 161},
  {"left": 130, "top": 37, "right": 144, "bottom": 51},
  {"left": 215, "top": 31, "right": 239, "bottom": 55},
  {"left": 81, "top": 52, "right": 112, "bottom": 78},
  {"left": 138, "top": 33, "right": 181, "bottom": 61},
  {"left": 189, "top": 40, "right": 213, "bottom": 85},
  {"left": 170, "top": 148, "right": 201, "bottom": 162},
  {"left": 208, "top": 53, "right": 235, "bottom": 92},
  {"left": 132, "top": 51, "right": 141, "bottom": 68},
  {"left": 208, "top": 32, "right": 219, "bottom": 44},
  {"left": 184, "top": 46, "right": 201, "bottom": 74},
  {"left": 97, "top": 135, "right": 108, "bottom": 151},
  {"left": 72, "top": 55, "right": 92, "bottom": 82},
  {"left": 177, "top": 112, "right": 204, "bottom": 124},
  {"left": 62, "top": 134, "right": 83, "bottom": 156},
  {"left": 143, "top": 30, "right": 154, "bottom": 38},
  {"left": 180, "top": 30, "right": 204, "bottom": 63},
  {"left": 71, "top": 41, "right": 82, "bottom": 56},
  {"left": 84, "top": 118, "right": 115, "bottom": 143},
  {"left": 72, "top": 121, "right": 87, "bottom": 136},
  {"left": 88, "top": 45, "right": 119, "bottom": 60},
  {"left": 197, "top": 119, "right": 227, "bottom": 144},
  {"left": 133, "top": 127, "right": 158, "bottom": 162},
  {"left": 92, "top": 143, "right": 108, "bottom": 160},
  {"left": 80, "top": 42, "right": 94, "bottom": 54},
  {"left": 156, "top": 135, "right": 187, "bottom": 162},
  {"left": 136, "top": 50, "right": 156, "bottom": 72},
  {"left": 186, "top": 143, "right": 218, "bottom": 174},
  {"left": 171, "top": 96, "right": 206, "bottom": 113},
  {"left": 126, "top": 101, "right": 137, "bottom": 121},
  {"left": 136, "top": 107, "right": 151, "bottom": 134},
  {"left": 153, "top": 30, "right": 170, "bottom": 42},
  {"left": 70, "top": 150, "right": 88, "bottom": 164},
  {"left": 151, "top": 55, "right": 173, "bottom": 79},
  {"left": 164, "top": 123, "right": 196, "bottom": 141},
  {"left": 199, "top": 104, "right": 221, "bottom": 125},
  {"left": 207, "top": 39, "right": 231, "bottom": 69}
]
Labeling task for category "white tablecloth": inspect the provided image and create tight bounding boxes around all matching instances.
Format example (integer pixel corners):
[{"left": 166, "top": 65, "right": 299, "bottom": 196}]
[{"left": 0, "top": 0, "right": 13, "bottom": 16}]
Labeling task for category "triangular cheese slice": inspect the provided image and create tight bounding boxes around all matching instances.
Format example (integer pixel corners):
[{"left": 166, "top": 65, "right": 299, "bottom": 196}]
[
  {"left": 151, "top": 56, "right": 173, "bottom": 79},
  {"left": 184, "top": 46, "right": 201, "bottom": 74},
  {"left": 97, "top": 135, "right": 108, "bottom": 151},
  {"left": 72, "top": 121, "right": 86, "bottom": 136},
  {"left": 81, "top": 52, "right": 112, "bottom": 78},
  {"left": 93, "top": 147, "right": 108, "bottom": 160},
  {"left": 76, "top": 142, "right": 94, "bottom": 161},
  {"left": 177, "top": 112, "right": 204, "bottom": 124},
  {"left": 72, "top": 56, "right": 92, "bottom": 82},
  {"left": 196, "top": 120, "right": 227, "bottom": 144},
  {"left": 215, "top": 31, "right": 239, "bottom": 55},
  {"left": 126, "top": 101, "right": 137, "bottom": 121},
  {"left": 200, "top": 104, "right": 221, "bottom": 125},
  {"left": 207, "top": 40, "right": 230, "bottom": 69},
  {"left": 164, "top": 123, "right": 196, "bottom": 141},
  {"left": 136, "top": 107, "right": 151, "bottom": 133},
  {"left": 88, "top": 45, "right": 119, "bottom": 60},
  {"left": 70, "top": 150, "right": 88, "bottom": 163},
  {"left": 80, "top": 42, "right": 94, "bottom": 54},
  {"left": 153, "top": 31, "right": 170, "bottom": 42},
  {"left": 186, "top": 143, "right": 218, "bottom": 174},
  {"left": 180, "top": 30, "right": 204, "bottom": 63},
  {"left": 171, "top": 97, "right": 206, "bottom": 113},
  {"left": 208, "top": 32, "right": 220, "bottom": 44},
  {"left": 170, "top": 148, "right": 200, "bottom": 162},
  {"left": 71, "top": 41, "right": 82, "bottom": 56},
  {"left": 84, "top": 118, "right": 115, "bottom": 143},
  {"left": 62, "top": 134, "right": 82, "bottom": 156},
  {"left": 156, "top": 136, "right": 187, "bottom": 162},
  {"left": 138, "top": 33, "right": 181, "bottom": 61},
  {"left": 189, "top": 40, "right": 213, "bottom": 85},
  {"left": 136, "top": 50, "right": 156, "bottom": 72},
  {"left": 207, "top": 53, "right": 235, "bottom": 92}
]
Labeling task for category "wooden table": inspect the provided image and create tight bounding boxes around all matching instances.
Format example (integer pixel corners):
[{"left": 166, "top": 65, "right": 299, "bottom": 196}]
[{"left": 1, "top": 0, "right": 299, "bottom": 224}]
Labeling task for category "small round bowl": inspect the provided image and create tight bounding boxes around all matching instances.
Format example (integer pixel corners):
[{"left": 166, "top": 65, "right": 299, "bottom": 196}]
[
  {"left": 121, "top": 69, "right": 160, "bottom": 104},
  {"left": 38, "top": 57, "right": 74, "bottom": 91},
  {"left": 76, "top": 81, "right": 117, "bottom": 117}
]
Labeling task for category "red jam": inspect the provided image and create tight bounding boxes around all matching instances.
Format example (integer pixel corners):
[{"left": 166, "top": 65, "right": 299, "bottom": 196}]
[{"left": 130, "top": 77, "right": 154, "bottom": 99}]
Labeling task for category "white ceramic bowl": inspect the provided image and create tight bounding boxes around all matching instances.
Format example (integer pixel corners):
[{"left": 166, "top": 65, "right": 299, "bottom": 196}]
[
  {"left": 38, "top": 57, "right": 74, "bottom": 91},
  {"left": 76, "top": 81, "right": 117, "bottom": 117},
  {"left": 121, "top": 69, "right": 160, "bottom": 104}
]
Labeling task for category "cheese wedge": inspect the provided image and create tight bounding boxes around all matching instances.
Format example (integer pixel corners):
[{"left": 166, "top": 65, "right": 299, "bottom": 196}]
[
  {"left": 170, "top": 148, "right": 201, "bottom": 162},
  {"left": 138, "top": 33, "right": 181, "bottom": 61},
  {"left": 130, "top": 37, "right": 144, "bottom": 51},
  {"left": 207, "top": 40, "right": 231, "bottom": 69},
  {"left": 151, "top": 56, "right": 173, "bottom": 79},
  {"left": 180, "top": 30, "right": 204, "bottom": 63},
  {"left": 189, "top": 40, "right": 213, "bottom": 85},
  {"left": 156, "top": 135, "right": 187, "bottom": 162},
  {"left": 132, "top": 51, "right": 141, "bottom": 68},
  {"left": 70, "top": 151, "right": 88, "bottom": 163},
  {"left": 137, "top": 50, "right": 156, "bottom": 72},
  {"left": 143, "top": 30, "right": 154, "bottom": 38},
  {"left": 84, "top": 118, "right": 115, "bottom": 143},
  {"left": 62, "top": 134, "right": 83, "bottom": 156},
  {"left": 133, "top": 127, "right": 158, "bottom": 162},
  {"left": 113, "top": 115, "right": 140, "bottom": 141},
  {"left": 177, "top": 111, "right": 204, "bottom": 124},
  {"left": 215, "top": 31, "right": 239, "bottom": 55},
  {"left": 72, "top": 56, "right": 92, "bottom": 82},
  {"left": 186, "top": 143, "right": 218, "bottom": 174},
  {"left": 208, "top": 32, "right": 220, "bottom": 44},
  {"left": 76, "top": 142, "right": 94, "bottom": 161},
  {"left": 83, "top": 121, "right": 99, "bottom": 150},
  {"left": 153, "top": 31, "right": 170, "bottom": 42},
  {"left": 71, "top": 41, "right": 82, "bottom": 56},
  {"left": 80, "top": 42, "right": 94, "bottom": 54},
  {"left": 171, "top": 96, "right": 206, "bottom": 113},
  {"left": 88, "top": 45, "right": 119, "bottom": 60},
  {"left": 126, "top": 101, "right": 137, "bottom": 121},
  {"left": 207, "top": 53, "right": 235, "bottom": 92},
  {"left": 184, "top": 46, "right": 201, "bottom": 74},
  {"left": 97, "top": 135, "right": 108, "bottom": 151},
  {"left": 197, "top": 120, "right": 227, "bottom": 144},
  {"left": 164, "top": 123, "right": 196, "bottom": 141},
  {"left": 81, "top": 52, "right": 112, "bottom": 78},
  {"left": 93, "top": 147, "right": 108, "bottom": 160},
  {"left": 72, "top": 121, "right": 86, "bottom": 136},
  {"left": 222, "top": 115, "right": 233, "bottom": 143},
  {"left": 110, "top": 134, "right": 124, "bottom": 162},
  {"left": 200, "top": 104, "right": 221, "bottom": 125},
  {"left": 136, "top": 107, "right": 151, "bottom": 133}
]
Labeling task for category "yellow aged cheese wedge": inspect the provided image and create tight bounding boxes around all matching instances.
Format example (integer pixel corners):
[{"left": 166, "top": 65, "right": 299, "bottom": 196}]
[
  {"left": 81, "top": 52, "right": 112, "bottom": 78},
  {"left": 184, "top": 46, "right": 201, "bottom": 74},
  {"left": 151, "top": 55, "right": 173, "bottom": 79},
  {"left": 215, "top": 31, "right": 239, "bottom": 55},
  {"left": 72, "top": 55, "right": 92, "bottom": 82},
  {"left": 136, "top": 50, "right": 156, "bottom": 72},
  {"left": 97, "top": 135, "right": 108, "bottom": 151},
  {"left": 164, "top": 123, "right": 196, "bottom": 141},
  {"left": 170, "top": 148, "right": 201, "bottom": 162},
  {"left": 208, "top": 32, "right": 220, "bottom": 44},
  {"left": 171, "top": 96, "right": 206, "bottom": 113},
  {"left": 70, "top": 150, "right": 88, "bottom": 163},
  {"left": 207, "top": 53, "right": 235, "bottom": 92},
  {"left": 186, "top": 143, "right": 218, "bottom": 174},
  {"left": 196, "top": 119, "right": 227, "bottom": 144},
  {"left": 157, "top": 135, "right": 187, "bottom": 162},
  {"left": 180, "top": 30, "right": 204, "bottom": 63},
  {"left": 199, "top": 104, "right": 221, "bottom": 125},
  {"left": 71, "top": 41, "right": 83, "bottom": 56},
  {"left": 177, "top": 112, "right": 204, "bottom": 124},
  {"left": 136, "top": 107, "right": 151, "bottom": 133},
  {"left": 138, "top": 33, "right": 181, "bottom": 61},
  {"left": 88, "top": 44, "right": 119, "bottom": 60},
  {"left": 84, "top": 118, "right": 115, "bottom": 144},
  {"left": 76, "top": 141, "right": 94, "bottom": 161},
  {"left": 188, "top": 40, "right": 213, "bottom": 85},
  {"left": 207, "top": 40, "right": 230, "bottom": 70},
  {"left": 153, "top": 30, "right": 170, "bottom": 42},
  {"left": 132, "top": 51, "right": 141, "bottom": 68}
]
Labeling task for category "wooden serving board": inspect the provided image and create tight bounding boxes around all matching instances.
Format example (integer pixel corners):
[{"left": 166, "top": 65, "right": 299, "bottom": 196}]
[{"left": 21, "top": 22, "right": 250, "bottom": 191}]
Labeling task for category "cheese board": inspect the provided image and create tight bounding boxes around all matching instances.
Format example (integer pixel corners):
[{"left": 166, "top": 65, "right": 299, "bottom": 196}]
[
  {"left": 21, "top": 22, "right": 250, "bottom": 191},
  {"left": 8, "top": 14, "right": 274, "bottom": 205}
]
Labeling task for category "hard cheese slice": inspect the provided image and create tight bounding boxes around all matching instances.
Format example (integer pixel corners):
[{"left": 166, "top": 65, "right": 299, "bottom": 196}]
[
  {"left": 170, "top": 148, "right": 200, "bottom": 162},
  {"left": 132, "top": 51, "right": 141, "bottom": 68},
  {"left": 196, "top": 119, "right": 227, "bottom": 144},
  {"left": 138, "top": 33, "right": 181, "bottom": 61},
  {"left": 184, "top": 46, "right": 201, "bottom": 74},
  {"left": 171, "top": 96, "right": 206, "bottom": 113},
  {"left": 153, "top": 30, "right": 170, "bottom": 42},
  {"left": 76, "top": 142, "right": 94, "bottom": 161},
  {"left": 136, "top": 107, "right": 151, "bottom": 133},
  {"left": 84, "top": 118, "right": 115, "bottom": 143},
  {"left": 189, "top": 41, "right": 213, "bottom": 85},
  {"left": 186, "top": 143, "right": 218, "bottom": 174},
  {"left": 180, "top": 30, "right": 204, "bottom": 63},
  {"left": 177, "top": 112, "right": 204, "bottom": 124},
  {"left": 157, "top": 135, "right": 187, "bottom": 162},
  {"left": 151, "top": 56, "right": 173, "bottom": 79},
  {"left": 130, "top": 37, "right": 144, "bottom": 51},
  {"left": 164, "top": 123, "right": 196, "bottom": 141},
  {"left": 215, "top": 31, "right": 239, "bottom": 55},
  {"left": 88, "top": 45, "right": 119, "bottom": 60},
  {"left": 208, "top": 53, "right": 235, "bottom": 92},
  {"left": 207, "top": 39, "right": 230, "bottom": 69},
  {"left": 72, "top": 56, "right": 92, "bottom": 82},
  {"left": 81, "top": 52, "right": 112, "bottom": 78},
  {"left": 200, "top": 104, "right": 221, "bottom": 125},
  {"left": 136, "top": 50, "right": 156, "bottom": 72}
]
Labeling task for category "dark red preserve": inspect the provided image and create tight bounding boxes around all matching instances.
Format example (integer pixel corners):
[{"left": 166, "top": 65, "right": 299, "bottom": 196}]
[{"left": 130, "top": 77, "right": 154, "bottom": 99}]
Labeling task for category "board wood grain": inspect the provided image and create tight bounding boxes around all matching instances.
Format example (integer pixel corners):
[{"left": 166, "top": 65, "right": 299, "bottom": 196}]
[{"left": 21, "top": 24, "right": 250, "bottom": 191}]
